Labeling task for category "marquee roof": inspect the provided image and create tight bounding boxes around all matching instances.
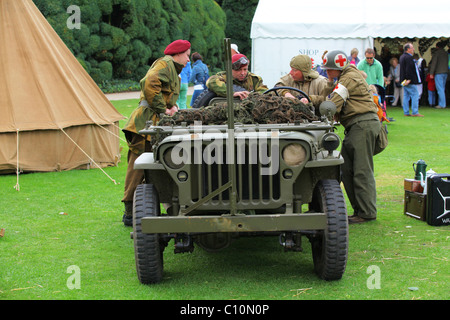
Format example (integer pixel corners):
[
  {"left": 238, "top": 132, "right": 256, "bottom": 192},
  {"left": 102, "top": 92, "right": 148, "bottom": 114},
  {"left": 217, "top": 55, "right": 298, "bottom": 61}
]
[{"left": 251, "top": 0, "right": 450, "bottom": 40}]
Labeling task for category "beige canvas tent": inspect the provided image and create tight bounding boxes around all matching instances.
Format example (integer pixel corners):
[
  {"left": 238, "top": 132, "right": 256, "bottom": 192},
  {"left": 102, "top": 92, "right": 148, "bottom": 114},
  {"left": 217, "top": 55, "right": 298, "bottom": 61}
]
[{"left": 0, "top": 0, "right": 124, "bottom": 177}]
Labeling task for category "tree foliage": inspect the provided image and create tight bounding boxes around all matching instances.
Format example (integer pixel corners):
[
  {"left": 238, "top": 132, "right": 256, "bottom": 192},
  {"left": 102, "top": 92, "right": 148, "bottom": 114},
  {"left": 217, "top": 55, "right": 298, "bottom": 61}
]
[
  {"left": 33, "top": 0, "right": 226, "bottom": 83},
  {"left": 222, "top": 0, "right": 259, "bottom": 58}
]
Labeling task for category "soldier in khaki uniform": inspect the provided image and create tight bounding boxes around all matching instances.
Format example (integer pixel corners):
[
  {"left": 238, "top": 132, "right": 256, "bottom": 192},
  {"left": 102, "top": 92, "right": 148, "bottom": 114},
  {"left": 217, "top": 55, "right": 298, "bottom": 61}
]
[
  {"left": 121, "top": 39, "right": 191, "bottom": 226},
  {"left": 275, "top": 54, "right": 332, "bottom": 111},
  {"left": 322, "top": 50, "right": 381, "bottom": 224},
  {"left": 206, "top": 54, "right": 268, "bottom": 100}
]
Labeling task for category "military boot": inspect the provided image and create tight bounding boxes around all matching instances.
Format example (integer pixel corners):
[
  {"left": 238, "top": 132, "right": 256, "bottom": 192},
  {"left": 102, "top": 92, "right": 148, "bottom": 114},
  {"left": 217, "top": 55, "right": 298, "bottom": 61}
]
[{"left": 122, "top": 201, "right": 133, "bottom": 227}]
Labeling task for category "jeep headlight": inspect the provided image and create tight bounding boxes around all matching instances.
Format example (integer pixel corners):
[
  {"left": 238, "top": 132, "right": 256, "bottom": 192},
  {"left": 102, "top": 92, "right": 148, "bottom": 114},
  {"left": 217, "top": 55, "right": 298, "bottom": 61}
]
[
  {"left": 321, "top": 133, "right": 340, "bottom": 153},
  {"left": 163, "top": 146, "right": 187, "bottom": 169},
  {"left": 282, "top": 143, "right": 306, "bottom": 167}
]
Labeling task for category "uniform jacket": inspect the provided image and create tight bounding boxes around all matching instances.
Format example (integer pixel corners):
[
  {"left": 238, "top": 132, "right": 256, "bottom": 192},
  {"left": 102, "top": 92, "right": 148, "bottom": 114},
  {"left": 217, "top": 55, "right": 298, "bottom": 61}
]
[
  {"left": 206, "top": 71, "right": 268, "bottom": 96},
  {"left": 275, "top": 74, "right": 330, "bottom": 107},
  {"left": 326, "top": 64, "right": 378, "bottom": 128},
  {"left": 123, "top": 55, "right": 183, "bottom": 153}
]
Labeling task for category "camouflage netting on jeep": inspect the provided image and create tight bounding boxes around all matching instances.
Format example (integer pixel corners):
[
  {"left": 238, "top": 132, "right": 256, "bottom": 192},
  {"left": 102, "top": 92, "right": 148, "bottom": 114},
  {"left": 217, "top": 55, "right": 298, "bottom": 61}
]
[{"left": 158, "top": 93, "right": 319, "bottom": 126}]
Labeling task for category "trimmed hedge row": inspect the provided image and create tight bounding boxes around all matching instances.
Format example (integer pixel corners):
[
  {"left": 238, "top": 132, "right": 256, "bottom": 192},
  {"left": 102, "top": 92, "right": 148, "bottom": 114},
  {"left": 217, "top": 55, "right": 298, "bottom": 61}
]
[{"left": 33, "top": 0, "right": 227, "bottom": 83}]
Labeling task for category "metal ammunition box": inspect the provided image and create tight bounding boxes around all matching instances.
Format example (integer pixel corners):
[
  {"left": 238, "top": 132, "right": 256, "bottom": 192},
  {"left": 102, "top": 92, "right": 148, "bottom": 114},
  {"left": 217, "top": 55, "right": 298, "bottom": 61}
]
[{"left": 404, "top": 190, "right": 426, "bottom": 221}]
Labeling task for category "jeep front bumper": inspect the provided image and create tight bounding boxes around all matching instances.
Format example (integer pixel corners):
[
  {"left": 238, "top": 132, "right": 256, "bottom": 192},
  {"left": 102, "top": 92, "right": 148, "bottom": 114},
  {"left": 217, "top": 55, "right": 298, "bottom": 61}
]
[{"left": 141, "top": 213, "right": 327, "bottom": 234}]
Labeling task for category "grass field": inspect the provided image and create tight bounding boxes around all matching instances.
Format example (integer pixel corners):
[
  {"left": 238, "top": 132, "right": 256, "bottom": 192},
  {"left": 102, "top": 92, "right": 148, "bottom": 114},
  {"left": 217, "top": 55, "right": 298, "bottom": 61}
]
[{"left": 1, "top": 98, "right": 449, "bottom": 301}]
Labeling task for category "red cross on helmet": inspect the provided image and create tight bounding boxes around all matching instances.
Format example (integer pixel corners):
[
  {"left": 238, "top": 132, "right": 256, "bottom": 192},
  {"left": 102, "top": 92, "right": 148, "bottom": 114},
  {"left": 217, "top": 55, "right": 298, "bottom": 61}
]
[{"left": 321, "top": 50, "right": 348, "bottom": 70}]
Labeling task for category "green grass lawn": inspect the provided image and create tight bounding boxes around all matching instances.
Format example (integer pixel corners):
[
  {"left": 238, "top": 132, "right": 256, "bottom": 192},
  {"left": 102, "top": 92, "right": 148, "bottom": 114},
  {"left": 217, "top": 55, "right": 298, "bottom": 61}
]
[{"left": 1, "top": 99, "right": 449, "bottom": 301}]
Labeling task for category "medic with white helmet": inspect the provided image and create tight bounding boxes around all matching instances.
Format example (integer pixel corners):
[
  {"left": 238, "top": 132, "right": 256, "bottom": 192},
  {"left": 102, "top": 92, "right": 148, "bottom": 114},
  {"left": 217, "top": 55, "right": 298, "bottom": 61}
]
[{"left": 322, "top": 49, "right": 382, "bottom": 224}]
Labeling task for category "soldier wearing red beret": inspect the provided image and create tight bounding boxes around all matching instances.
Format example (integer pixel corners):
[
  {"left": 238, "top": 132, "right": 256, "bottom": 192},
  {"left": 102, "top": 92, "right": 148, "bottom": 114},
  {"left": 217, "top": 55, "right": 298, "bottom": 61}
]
[{"left": 121, "top": 39, "right": 191, "bottom": 226}]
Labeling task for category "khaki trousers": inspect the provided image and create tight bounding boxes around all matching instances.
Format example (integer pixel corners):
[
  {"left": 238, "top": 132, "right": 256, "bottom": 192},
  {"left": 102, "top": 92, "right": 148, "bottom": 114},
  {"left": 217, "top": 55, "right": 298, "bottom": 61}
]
[
  {"left": 341, "top": 118, "right": 381, "bottom": 219},
  {"left": 122, "top": 133, "right": 151, "bottom": 203}
]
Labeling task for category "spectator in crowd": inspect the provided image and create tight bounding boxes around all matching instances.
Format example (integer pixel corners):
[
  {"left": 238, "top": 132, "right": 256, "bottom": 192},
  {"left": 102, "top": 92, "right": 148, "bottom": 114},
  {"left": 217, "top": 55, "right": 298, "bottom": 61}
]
[
  {"left": 121, "top": 39, "right": 191, "bottom": 226},
  {"left": 177, "top": 61, "right": 191, "bottom": 109},
  {"left": 348, "top": 48, "right": 360, "bottom": 65},
  {"left": 357, "top": 48, "right": 385, "bottom": 86},
  {"left": 413, "top": 53, "right": 425, "bottom": 105},
  {"left": 231, "top": 44, "right": 239, "bottom": 55},
  {"left": 275, "top": 54, "right": 332, "bottom": 111},
  {"left": 426, "top": 72, "right": 436, "bottom": 107},
  {"left": 369, "top": 84, "right": 390, "bottom": 123},
  {"left": 399, "top": 42, "right": 423, "bottom": 117},
  {"left": 386, "top": 57, "right": 402, "bottom": 106},
  {"left": 321, "top": 50, "right": 381, "bottom": 224},
  {"left": 206, "top": 53, "right": 268, "bottom": 100},
  {"left": 189, "top": 52, "right": 209, "bottom": 107},
  {"left": 380, "top": 46, "right": 393, "bottom": 78},
  {"left": 429, "top": 41, "right": 448, "bottom": 108}
]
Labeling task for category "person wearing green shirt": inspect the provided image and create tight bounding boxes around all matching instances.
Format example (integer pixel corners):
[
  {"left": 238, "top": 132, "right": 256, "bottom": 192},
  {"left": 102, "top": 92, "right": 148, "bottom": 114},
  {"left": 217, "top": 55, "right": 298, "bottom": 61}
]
[{"left": 357, "top": 48, "right": 385, "bottom": 86}]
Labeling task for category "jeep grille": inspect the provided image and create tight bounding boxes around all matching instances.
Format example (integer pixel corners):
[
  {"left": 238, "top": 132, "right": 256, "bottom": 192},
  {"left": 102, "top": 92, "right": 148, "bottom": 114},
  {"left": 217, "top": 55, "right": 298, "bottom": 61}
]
[{"left": 196, "top": 143, "right": 281, "bottom": 203}]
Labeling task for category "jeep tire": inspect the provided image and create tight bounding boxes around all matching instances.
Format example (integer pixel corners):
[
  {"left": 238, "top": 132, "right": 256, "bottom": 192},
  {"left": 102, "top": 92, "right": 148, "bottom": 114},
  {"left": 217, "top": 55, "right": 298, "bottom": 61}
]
[
  {"left": 309, "top": 179, "right": 348, "bottom": 280},
  {"left": 133, "top": 184, "right": 164, "bottom": 284}
]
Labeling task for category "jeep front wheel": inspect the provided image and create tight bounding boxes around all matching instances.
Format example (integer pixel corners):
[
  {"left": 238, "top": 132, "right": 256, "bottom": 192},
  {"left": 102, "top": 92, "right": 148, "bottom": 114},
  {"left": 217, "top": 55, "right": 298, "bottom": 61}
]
[
  {"left": 309, "top": 179, "right": 348, "bottom": 280},
  {"left": 133, "top": 184, "right": 164, "bottom": 284}
]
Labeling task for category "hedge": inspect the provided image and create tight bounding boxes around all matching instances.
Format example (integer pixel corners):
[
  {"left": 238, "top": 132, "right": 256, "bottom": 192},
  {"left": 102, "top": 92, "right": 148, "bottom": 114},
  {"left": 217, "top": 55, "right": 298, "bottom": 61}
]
[{"left": 33, "top": 0, "right": 227, "bottom": 83}]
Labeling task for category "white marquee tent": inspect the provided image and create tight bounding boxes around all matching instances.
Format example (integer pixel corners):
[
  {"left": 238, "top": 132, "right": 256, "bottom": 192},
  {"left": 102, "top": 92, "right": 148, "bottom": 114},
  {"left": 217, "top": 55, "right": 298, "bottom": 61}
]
[{"left": 251, "top": 0, "right": 450, "bottom": 87}]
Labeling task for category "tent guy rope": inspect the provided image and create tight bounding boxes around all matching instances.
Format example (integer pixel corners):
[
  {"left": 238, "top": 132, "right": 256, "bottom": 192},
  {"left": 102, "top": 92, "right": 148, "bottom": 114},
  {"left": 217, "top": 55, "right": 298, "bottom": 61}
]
[
  {"left": 96, "top": 122, "right": 126, "bottom": 143},
  {"left": 60, "top": 128, "right": 118, "bottom": 185}
]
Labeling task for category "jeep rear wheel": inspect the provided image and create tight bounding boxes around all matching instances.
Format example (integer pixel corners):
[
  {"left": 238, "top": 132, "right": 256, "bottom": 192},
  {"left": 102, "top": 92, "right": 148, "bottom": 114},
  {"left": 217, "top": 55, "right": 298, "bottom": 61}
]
[
  {"left": 133, "top": 184, "right": 164, "bottom": 284},
  {"left": 309, "top": 179, "right": 348, "bottom": 280}
]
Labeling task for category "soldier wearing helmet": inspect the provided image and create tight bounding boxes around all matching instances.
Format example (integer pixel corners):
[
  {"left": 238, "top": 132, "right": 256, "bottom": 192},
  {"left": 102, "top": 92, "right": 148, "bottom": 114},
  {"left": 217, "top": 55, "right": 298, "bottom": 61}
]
[
  {"left": 322, "top": 50, "right": 381, "bottom": 224},
  {"left": 275, "top": 54, "right": 332, "bottom": 111}
]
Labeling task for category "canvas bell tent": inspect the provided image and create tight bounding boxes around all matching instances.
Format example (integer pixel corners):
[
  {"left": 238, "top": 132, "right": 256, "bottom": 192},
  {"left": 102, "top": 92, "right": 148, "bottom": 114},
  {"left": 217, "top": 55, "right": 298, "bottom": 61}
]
[
  {"left": 251, "top": 0, "right": 450, "bottom": 87},
  {"left": 0, "top": 0, "right": 124, "bottom": 176}
]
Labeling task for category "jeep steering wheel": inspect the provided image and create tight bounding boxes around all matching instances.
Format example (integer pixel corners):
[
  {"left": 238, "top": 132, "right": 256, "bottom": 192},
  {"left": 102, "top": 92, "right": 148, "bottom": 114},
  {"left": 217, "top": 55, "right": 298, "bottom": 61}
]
[{"left": 263, "top": 86, "right": 311, "bottom": 103}]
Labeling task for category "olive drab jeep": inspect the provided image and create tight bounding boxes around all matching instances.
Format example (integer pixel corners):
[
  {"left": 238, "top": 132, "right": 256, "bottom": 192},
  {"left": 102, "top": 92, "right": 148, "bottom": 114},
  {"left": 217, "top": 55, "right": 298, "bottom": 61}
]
[{"left": 131, "top": 39, "right": 348, "bottom": 284}]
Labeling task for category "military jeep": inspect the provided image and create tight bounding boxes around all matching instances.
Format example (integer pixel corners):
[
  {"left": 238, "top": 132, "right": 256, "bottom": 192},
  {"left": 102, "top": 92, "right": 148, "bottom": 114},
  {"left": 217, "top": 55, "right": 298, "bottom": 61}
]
[{"left": 131, "top": 40, "right": 348, "bottom": 284}]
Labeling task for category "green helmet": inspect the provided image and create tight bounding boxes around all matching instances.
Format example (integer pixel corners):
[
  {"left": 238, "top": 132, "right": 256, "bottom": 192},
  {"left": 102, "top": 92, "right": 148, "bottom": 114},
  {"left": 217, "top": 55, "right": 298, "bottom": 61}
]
[{"left": 322, "top": 50, "right": 348, "bottom": 70}]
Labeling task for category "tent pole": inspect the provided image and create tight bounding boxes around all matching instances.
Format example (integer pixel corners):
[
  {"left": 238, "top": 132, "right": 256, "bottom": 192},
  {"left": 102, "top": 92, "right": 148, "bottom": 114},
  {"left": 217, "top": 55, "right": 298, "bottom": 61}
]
[{"left": 14, "top": 129, "right": 20, "bottom": 191}]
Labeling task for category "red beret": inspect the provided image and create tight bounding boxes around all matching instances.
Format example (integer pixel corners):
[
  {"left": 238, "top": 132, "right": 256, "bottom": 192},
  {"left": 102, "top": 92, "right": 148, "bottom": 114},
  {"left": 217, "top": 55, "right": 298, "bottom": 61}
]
[
  {"left": 232, "top": 53, "right": 248, "bottom": 64},
  {"left": 164, "top": 39, "right": 191, "bottom": 55}
]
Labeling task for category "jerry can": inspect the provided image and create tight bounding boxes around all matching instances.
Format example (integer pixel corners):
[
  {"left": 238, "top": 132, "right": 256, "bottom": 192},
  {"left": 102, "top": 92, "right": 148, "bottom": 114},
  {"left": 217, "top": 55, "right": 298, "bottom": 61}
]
[{"left": 426, "top": 174, "right": 450, "bottom": 226}]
